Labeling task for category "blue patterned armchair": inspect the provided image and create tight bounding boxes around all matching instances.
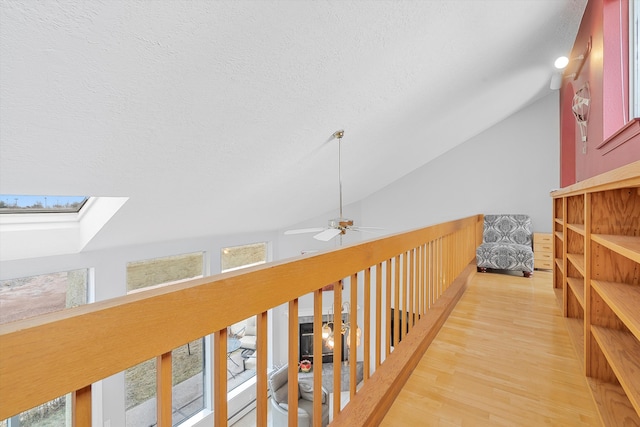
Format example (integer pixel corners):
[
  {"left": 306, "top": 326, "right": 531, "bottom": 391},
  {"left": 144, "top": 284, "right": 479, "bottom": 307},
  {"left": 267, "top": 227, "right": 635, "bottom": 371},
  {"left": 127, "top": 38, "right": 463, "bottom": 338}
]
[{"left": 476, "top": 214, "right": 534, "bottom": 277}]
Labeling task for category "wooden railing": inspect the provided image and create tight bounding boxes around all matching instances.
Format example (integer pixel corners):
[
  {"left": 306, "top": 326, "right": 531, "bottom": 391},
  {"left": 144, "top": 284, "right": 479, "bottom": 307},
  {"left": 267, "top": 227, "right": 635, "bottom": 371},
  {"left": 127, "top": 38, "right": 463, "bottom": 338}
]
[{"left": 0, "top": 214, "right": 483, "bottom": 426}]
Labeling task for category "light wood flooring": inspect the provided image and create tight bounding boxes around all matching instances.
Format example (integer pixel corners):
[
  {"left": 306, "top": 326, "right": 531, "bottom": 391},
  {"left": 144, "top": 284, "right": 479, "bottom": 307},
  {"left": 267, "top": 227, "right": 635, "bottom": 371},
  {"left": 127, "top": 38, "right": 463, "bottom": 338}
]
[{"left": 380, "top": 270, "right": 600, "bottom": 426}]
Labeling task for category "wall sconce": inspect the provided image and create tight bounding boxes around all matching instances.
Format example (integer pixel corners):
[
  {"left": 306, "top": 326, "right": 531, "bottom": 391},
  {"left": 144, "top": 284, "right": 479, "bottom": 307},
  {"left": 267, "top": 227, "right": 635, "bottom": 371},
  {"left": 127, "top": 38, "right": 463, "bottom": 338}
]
[
  {"left": 554, "top": 53, "right": 587, "bottom": 70},
  {"left": 550, "top": 37, "right": 592, "bottom": 90}
]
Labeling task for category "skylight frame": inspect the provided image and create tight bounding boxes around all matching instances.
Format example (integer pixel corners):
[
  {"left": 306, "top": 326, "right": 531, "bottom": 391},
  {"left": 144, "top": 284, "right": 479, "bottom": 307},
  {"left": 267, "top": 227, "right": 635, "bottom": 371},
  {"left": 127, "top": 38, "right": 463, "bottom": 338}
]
[{"left": 0, "top": 196, "right": 129, "bottom": 261}]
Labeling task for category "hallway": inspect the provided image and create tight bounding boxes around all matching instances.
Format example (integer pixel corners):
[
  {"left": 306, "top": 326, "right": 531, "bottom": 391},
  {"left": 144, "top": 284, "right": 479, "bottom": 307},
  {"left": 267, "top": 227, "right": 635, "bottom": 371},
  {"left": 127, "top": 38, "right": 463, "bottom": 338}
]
[{"left": 381, "top": 270, "right": 600, "bottom": 426}]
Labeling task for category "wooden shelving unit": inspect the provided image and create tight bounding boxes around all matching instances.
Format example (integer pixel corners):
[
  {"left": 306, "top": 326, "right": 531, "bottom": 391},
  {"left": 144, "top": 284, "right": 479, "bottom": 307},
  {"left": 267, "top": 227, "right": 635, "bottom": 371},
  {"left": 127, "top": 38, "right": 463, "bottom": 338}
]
[{"left": 551, "top": 160, "right": 640, "bottom": 426}]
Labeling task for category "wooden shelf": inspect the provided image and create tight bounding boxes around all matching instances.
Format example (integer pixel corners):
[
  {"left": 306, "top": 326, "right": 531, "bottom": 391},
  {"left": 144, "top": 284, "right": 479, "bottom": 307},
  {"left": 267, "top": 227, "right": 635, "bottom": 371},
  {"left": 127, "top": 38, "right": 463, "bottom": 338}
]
[
  {"left": 567, "top": 253, "right": 585, "bottom": 276},
  {"left": 592, "top": 280, "right": 640, "bottom": 342},
  {"left": 552, "top": 161, "right": 640, "bottom": 424},
  {"left": 591, "top": 326, "right": 640, "bottom": 415},
  {"left": 565, "top": 317, "right": 585, "bottom": 364},
  {"left": 567, "top": 223, "right": 586, "bottom": 235},
  {"left": 587, "top": 378, "right": 640, "bottom": 427},
  {"left": 592, "top": 234, "right": 640, "bottom": 264},
  {"left": 553, "top": 287, "right": 563, "bottom": 302},
  {"left": 567, "top": 277, "right": 585, "bottom": 308}
]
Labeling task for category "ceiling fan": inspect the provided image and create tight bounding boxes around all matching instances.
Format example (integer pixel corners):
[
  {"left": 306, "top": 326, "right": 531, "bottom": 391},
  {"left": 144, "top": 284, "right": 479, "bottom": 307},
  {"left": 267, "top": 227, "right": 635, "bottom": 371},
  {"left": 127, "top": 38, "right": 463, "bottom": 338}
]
[{"left": 285, "top": 130, "right": 382, "bottom": 242}]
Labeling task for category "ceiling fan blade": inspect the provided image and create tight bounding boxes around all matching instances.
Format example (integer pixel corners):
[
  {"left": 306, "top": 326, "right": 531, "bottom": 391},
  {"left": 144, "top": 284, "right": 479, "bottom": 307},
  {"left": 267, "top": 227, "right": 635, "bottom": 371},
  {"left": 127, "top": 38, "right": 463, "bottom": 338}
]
[
  {"left": 313, "top": 228, "right": 343, "bottom": 241},
  {"left": 351, "top": 226, "right": 384, "bottom": 230},
  {"left": 284, "top": 227, "right": 325, "bottom": 235}
]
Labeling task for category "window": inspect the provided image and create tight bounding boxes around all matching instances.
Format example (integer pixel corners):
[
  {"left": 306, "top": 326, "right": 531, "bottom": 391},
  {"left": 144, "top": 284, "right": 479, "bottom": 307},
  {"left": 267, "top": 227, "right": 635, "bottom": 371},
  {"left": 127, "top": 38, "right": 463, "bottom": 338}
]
[
  {"left": 0, "top": 269, "right": 89, "bottom": 426},
  {"left": 0, "top": 194, "right": 87, "bottom": 214},
  {"left": 0, "top": 269, "right": 88, "bottom": 324},
  {"left": 221, "top": 242, "right": 267, "bottom": 272},
  {"left": 221, "top": 243, "right": 268, "bottom": 392},
  {"left": 125, "top": 252, "right": 206, "bottom": 427}
]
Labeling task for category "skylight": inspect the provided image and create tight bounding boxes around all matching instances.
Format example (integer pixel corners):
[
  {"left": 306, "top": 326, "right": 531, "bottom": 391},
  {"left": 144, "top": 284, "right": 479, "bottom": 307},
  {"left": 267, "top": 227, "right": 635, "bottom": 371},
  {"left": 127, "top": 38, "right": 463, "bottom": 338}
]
[
  {"left": 0, "top": 195, "right": 88, "bottom": 214},
  {"left": 0, "top": 195, "right": 129, "bottom": 261}
]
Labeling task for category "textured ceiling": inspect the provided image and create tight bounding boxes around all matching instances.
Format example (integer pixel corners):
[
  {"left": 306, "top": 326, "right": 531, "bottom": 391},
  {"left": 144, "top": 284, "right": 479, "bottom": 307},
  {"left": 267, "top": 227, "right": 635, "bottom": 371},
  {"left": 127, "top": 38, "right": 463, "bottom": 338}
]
[{"left": 0, "top": 0, "right": 586, "bottom": 251}]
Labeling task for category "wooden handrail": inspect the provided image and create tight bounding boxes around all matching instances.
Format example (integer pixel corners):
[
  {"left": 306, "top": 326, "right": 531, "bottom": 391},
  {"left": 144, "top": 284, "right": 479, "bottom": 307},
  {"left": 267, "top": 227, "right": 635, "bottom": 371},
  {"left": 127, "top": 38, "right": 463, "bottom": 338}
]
[{"left": 0, "top": 214, "right": 483, "bottom": 424}]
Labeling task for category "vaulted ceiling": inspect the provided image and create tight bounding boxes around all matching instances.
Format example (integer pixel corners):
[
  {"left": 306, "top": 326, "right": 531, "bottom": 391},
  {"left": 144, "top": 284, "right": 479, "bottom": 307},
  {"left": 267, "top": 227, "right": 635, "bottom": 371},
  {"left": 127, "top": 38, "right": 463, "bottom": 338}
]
[{"left": 0, "top": 0, "right": 586, "bottom": 251}]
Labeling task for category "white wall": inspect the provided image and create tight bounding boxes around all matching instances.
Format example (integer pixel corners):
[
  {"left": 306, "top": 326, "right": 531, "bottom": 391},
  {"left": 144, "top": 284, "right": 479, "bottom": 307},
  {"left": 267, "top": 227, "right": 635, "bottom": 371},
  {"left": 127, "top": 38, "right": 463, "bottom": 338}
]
[{"left": 360, "top": 92, "right": 560, "bottom": 234}]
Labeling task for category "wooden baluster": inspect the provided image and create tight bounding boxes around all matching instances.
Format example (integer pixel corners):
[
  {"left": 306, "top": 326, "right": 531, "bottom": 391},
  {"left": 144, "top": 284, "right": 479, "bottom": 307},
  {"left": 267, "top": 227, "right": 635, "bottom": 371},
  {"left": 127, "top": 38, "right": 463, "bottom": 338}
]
[
  {"left": 429, "top": 240, "right": 435, "bottom": 307},
  {"left": 375, "top": 262, "right": 383, "bottom": 369},
  {"left": 424, "top": 243, "right": 429, "bottom": 312},
  {"left": 313, "top": 290, "right": 323, "bottom": 427},
  {"left": 408, "top": 249, "right": 414, "bottom": 333},
  {"left": 385, "top": 259, "right": 392, "bottom": 358},
  {"left": 364, "top": 267, "right": 371, "bottom": 381},
  {"left": 394, "top": 256, "right": 400, "bottom": 347},
  {"left": 288, "top": 299, "right": 299, "bottom": 427},
  {"left": 442, "top": 235, "right": 448, "bottom": 290},
  {"left": 349, "top": 272, "right": 357, "bottom": 399},
  {"left": 333, "top": 280, "right": 342, "bottom": 418},
  {"left": 213, "top": 329, "right": 227, "bottom": 426},
  {"left": 437, "top": 238, "right": 443, "bottom": 299},
  {"left": 256, "top": 311, "right": 268, "bottom": 426},
  {"left": 423, "top": 243, "right": 427, "bottom": 311},
  {"left": 425, "top": 243, "right": 429, "bottom": 310},
  {"left": 417, "top": 245, "right": 422, "bottom": 318},
  {"left": 72, "top": 385, "right": 91, "bottom": 427},
  {"left": 157, "top": 351, "right": 172, "bottom": 427}
]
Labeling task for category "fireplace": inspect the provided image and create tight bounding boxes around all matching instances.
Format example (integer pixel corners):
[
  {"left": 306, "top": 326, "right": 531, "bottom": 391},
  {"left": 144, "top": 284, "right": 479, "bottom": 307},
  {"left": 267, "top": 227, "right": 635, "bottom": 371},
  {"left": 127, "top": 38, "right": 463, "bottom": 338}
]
[{"left": 298, "top": 314, "right": 348, "bottom": 364}]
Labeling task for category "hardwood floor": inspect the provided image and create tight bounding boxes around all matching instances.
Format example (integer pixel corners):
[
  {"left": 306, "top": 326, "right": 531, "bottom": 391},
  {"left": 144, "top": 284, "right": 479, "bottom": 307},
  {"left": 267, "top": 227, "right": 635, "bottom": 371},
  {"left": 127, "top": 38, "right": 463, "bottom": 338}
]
[{"left": 381, "top": 270, "right": 601, "bottom": 426}]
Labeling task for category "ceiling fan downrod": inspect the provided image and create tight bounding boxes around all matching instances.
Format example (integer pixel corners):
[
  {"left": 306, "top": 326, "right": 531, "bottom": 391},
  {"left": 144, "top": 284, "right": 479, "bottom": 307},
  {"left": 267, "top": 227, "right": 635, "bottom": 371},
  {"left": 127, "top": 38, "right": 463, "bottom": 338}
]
[{"left": 334, "top": 129, "right": 345, "bottom": 220}]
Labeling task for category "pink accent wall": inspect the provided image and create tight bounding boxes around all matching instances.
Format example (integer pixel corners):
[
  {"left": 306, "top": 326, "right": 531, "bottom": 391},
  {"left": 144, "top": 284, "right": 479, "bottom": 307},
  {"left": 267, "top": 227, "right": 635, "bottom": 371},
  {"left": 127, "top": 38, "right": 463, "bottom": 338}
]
[
  {"left": 559, "top": 0, "right": 640, "bottom": 185},
  {"left": 560, "top": 82, "right": 577, "bottom": 187}
]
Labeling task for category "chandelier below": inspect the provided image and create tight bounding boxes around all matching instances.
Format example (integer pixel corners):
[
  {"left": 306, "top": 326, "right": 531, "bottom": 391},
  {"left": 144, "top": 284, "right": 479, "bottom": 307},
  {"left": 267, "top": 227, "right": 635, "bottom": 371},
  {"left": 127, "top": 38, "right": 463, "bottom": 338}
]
[{"left": 321, "top": 302, "right": 361, "bottom": 349}]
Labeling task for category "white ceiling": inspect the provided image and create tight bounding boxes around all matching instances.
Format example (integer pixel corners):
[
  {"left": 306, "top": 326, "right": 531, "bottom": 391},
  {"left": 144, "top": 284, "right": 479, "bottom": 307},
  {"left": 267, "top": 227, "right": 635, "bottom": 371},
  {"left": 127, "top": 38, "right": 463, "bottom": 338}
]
[{"left": 0, "top": 0, "right": 586, "bottom": 251}]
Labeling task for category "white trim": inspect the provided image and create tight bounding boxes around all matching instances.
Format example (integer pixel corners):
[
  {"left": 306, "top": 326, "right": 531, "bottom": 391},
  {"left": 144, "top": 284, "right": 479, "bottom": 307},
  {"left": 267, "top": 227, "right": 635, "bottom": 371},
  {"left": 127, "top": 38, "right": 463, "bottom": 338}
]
[
  {"left": 631, "top": 0, "right": 640, "bottom": 118},
  {"left": 221, "top": 260, "right": 266, "bottom": 273}
]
